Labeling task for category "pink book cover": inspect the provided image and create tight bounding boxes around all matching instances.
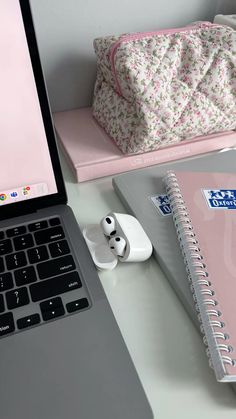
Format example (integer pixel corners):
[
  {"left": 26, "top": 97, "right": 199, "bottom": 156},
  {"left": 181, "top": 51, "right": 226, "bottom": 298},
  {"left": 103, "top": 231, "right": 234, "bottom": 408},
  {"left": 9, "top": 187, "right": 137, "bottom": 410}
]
[
  {"left": 53, "top": 107, "right": 236, "bottom": 182},
  {"left": 165, "top": 171, "right": 236, "bottom": 382}
]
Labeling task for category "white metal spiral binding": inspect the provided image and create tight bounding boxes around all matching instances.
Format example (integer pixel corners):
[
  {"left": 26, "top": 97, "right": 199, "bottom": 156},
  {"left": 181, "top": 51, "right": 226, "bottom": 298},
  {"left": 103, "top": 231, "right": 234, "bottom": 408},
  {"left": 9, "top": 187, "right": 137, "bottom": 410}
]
[{"left": 165, "top": 171, "right": 236, "bottom": 377}]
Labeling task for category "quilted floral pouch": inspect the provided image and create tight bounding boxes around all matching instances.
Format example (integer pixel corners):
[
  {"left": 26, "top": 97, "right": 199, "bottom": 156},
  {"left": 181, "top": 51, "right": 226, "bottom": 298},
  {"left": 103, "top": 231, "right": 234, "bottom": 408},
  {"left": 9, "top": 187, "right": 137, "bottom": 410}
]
[{"left": 92, "top": 22, "right": 236, "bottom": 154}]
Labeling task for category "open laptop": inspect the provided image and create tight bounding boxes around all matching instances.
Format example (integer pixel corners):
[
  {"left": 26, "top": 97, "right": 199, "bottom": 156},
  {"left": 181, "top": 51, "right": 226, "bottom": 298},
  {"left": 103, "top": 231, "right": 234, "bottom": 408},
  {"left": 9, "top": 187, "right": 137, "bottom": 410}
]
[{"left": 0, "top": 1, "right": 153, "bottom": 418}]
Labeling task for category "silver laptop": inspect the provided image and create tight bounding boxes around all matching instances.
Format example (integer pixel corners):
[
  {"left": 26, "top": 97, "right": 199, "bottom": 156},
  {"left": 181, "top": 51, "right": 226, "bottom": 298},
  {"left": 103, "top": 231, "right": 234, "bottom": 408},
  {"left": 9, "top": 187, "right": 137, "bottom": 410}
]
[{"left": 0, "top": 1, "right": 153, "bottom": 418}]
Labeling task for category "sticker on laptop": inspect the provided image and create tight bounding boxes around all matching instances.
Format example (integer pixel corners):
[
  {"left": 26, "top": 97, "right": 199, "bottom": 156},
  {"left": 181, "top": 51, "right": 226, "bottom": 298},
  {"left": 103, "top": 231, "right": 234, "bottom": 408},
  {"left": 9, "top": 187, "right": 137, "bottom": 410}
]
[
  {"left": 203, "top": 189, "right": 236, "bottom": 209},
  {"left": 150, "top": 194, "right": 172, "bottom": 216}
]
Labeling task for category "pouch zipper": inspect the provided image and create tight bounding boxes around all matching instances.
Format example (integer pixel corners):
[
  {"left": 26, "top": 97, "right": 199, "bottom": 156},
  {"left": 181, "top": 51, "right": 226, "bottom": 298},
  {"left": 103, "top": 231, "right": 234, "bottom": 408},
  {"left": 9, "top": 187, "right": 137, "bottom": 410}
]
[{"left": 109, "top": 22, "right": 217, "bottom": 96}]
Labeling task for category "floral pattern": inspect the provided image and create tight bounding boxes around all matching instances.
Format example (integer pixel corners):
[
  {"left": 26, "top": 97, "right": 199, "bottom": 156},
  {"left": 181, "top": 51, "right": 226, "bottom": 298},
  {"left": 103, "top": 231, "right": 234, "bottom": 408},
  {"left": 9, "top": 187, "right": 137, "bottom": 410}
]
[{"left": 92, "top": 23, "right": 236, "bottom": 154}]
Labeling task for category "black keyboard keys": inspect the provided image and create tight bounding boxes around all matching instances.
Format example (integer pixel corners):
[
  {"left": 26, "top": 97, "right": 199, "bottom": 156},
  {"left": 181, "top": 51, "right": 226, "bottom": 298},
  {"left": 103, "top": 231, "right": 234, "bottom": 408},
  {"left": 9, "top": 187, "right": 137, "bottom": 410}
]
[
  {"left": 0, "top": 217, "right": 88, "bottom": 338},
  {"left": 28, "top": 220, "right": 48, "bottom": 231},
  {"left": 0, "top": 312, "right": 15, "bottom": 336},
  {"left": 49, "top": 240, "right": 70, "bottom": 258},
  {"left": 14, "top": 266, "right": 37, "bottom": 287},
  {"left": 6, "top": 226, "right": 26, "bottom": 237},
  {"left": 6, "top": 287, "right": 30, "bottom": 310},
  {"left": 66, "top": 298, "right": 89, "bottom": 313},
  {"left": 27, "top": 245, "right": 49, "bottom": 264},
  {"left": 37, "top": 255, "right": 75, "bottom": 279},
  {"left": 14, "top": 234, "right": 34, "bottom": 251},
  {"left": 0, "top": 294, "right": 5, "bottom": 313},
  {"left": 0, "top": 239, "right": 13, "bottom": 256},
  {"left": 37, "top": 255, "right": 75, "bottom": 280},
  {"left": 30, "top": 271, "right": 82, "bottom": 302},
  {"left": 17, "top": 314, "right": 41, "bottom": 330},
  {"left": 0, "top": 273, "right": 14, "bottom": 292},
  {"left": 49, "top": 217, "right": 61, "bottom": 226},
  {"left": 40, "top": 297, "right": 65, "bottom": 321},
  {"left": 34, "top": 226, "right": 65, "bottom": 245},
  {"left": 6, "top": 251, "right": 27, "bottom": 270},
  {"left": 0, "top": 257, "right": 4, "bottom": 273}
]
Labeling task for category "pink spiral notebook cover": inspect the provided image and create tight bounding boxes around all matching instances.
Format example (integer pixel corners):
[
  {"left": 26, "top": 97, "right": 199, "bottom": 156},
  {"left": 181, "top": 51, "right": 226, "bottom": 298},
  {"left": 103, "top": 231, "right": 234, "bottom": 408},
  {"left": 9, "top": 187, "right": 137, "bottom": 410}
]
[{"left": 169, "top": 171, "right": 236, "bottom": 381}]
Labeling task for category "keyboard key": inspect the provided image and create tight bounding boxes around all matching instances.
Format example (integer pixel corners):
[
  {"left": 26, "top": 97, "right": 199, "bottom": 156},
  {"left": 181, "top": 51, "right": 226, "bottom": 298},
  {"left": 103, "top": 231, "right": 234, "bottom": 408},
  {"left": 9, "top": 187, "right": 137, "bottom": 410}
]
[
  {"left": 66, "top": 298, "right": 89, "bottom": 313},
  {"left": 30, "top": 271, "right": 82, "bottom": 302},
  {"left": 40, "top": 297, "right": 63, "bottom": 312},
  {"left": 6, "top": 226, "right": 26, "bottom": 237},
  {"left": 34, "top": 226, "right": 65, "bottom": 245},
  {"left": 13, "top": 234, "right": 34, "bottom": 251},
  {"left": 17, "top": 314, "right": 41, "bottom": 330},
  {"left": 28, "top": 220, "right": 48, "bottom": 232},
  {"left": 0, "top": 231, "right": 4, "bottom": 240},
  {"left": 49, "top": 217, "right": 61, "bottom": 226},
  {"left": 14, "top": 266, "right": 37, "bottom": 287},
  {"left": 41, "top": 306, "right": 65, "bottom": 321},
  {"left": 0, "top": 294, "right": 5, "bottom": 313},
  {"left": 37, "top": 255, "right": 75, "bottom": 280},
  {"left": 0, "top": 312, "right": 15, "bottom": 336},
  {"left": 0, "top": 273, "right": 14, "bottom": 292},
  {"left": 6, "top": 251, "right": 27, "bottom": 270},
  {"left": 0, "top": 257, "right": 4, "bottom": 273},
  {"left": 6, "top": 287, "right": 30, "bottom": 310},
  {"left": 49, "top": 240, "right": 70, "bottom": 258},
  {"left": 0, "top": 239, "right": 13, "bottom": 256},
  {"left": 27, "top": 245, "right": 49, "bottom": 264},
  {"left": 40, "top": 297, "right": 65, "bottom": 321}
]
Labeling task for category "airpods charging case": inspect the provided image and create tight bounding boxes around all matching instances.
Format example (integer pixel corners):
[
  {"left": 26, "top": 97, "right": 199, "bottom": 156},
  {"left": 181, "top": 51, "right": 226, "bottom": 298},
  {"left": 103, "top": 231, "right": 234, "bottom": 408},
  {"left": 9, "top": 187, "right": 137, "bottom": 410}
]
[
  {"left": 83, "top": 213, "right": 153, "bottom": 271},
  {"left": 83, "top": 224, "right": 118, "bottom": 270},
  {"left": 109, "top": 213, "right": 153, "bottom": 262}
]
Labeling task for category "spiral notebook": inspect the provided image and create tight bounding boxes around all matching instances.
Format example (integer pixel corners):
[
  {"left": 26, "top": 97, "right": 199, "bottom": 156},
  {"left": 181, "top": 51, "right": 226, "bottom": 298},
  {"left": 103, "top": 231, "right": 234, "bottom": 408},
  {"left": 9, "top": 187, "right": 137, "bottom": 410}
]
[
  {"left": 113, "top": 149, "right": 236, "bottom": 330},
  {"left": 164, "top": 171, "right": 236, "bottom": 383}
]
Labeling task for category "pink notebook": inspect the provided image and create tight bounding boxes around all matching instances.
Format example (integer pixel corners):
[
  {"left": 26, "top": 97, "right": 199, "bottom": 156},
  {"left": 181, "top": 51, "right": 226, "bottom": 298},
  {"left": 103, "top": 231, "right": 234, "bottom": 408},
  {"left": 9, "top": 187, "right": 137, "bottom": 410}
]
[
  {"left": 53, "top": 107, "right": 236, "bottom": 182},
  {"left": 165, "top": 171, "right": 236, "bottom": 382}
]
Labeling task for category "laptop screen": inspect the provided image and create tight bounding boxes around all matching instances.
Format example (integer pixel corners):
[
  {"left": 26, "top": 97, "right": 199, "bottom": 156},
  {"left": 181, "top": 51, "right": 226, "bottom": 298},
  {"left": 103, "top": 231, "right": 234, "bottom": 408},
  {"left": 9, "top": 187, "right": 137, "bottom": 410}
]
[{"left": 0, "top": 0, "right": 58, "bottom": 207}]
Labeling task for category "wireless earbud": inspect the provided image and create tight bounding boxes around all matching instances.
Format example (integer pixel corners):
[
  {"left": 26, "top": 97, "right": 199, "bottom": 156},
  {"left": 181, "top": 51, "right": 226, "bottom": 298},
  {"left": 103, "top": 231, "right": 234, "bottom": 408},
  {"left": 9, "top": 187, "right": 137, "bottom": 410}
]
[
  {"left": 109, "top": 236, "right": 126, "bottom": 257},
  {"left": 100, "top": 216, "right": 116, "bottom": 236}
]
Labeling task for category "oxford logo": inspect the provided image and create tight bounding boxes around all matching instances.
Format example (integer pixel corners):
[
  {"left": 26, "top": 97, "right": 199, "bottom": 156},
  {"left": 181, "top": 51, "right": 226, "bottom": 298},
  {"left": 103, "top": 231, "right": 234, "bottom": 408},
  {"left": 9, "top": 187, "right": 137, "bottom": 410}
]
[
  {"left": 150, "top": 194, "right": 172, "bottom": 216},
  {"left": 203, "top": 189, "right": 236, "bottom": 209}
]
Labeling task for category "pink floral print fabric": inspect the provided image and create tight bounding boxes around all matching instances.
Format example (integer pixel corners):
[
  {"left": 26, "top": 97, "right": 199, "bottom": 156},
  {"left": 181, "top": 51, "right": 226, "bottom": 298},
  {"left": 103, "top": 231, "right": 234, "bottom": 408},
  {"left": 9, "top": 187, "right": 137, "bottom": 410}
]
[{"left": 92, "top": 22, "right": 236, "bottom": 154}]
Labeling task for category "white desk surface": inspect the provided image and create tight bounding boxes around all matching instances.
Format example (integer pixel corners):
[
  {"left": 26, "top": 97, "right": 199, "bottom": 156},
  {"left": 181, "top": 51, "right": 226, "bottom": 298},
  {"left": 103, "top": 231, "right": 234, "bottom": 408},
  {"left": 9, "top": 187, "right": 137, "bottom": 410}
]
[{"left": 61, "top": 155, "right": 236, "bottom": 418}]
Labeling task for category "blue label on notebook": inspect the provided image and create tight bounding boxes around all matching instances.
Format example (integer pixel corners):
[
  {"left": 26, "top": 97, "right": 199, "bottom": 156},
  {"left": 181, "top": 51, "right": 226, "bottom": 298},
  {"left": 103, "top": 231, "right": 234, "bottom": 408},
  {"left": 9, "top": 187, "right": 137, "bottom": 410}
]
[
  {"left": 150, "top": 194, "right": 172, "bottom": 216},
  {"left": 203, "top": 189, "right": 236, "bottom": 209}
]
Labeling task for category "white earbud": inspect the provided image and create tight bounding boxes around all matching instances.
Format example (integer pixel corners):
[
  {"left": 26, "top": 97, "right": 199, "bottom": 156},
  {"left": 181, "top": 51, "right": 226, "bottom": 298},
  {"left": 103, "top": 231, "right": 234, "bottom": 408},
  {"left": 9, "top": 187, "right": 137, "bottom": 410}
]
[
  {"left": 100, "top": 216, "right": 116, "bottom": 237},
  {"left": 109, "top": 236, "right": 126, "bottom": 257}
]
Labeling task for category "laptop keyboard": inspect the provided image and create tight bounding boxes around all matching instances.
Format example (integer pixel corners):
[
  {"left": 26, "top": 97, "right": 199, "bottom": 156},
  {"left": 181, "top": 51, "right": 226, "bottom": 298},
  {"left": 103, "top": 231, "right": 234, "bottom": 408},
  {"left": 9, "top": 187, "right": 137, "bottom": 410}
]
[{"left": 0, "top": 217, "right": 90, "bottom": 338}]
